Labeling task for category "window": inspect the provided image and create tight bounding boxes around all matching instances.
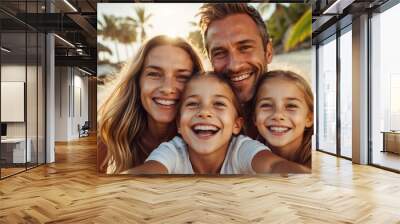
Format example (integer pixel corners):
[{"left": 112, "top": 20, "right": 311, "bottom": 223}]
[
  {"left": 317, "top": 36, "right": 337, "bottom": 154},
  {"left": 0, "top": 1, "right": 46, "bottom": 179},
  {"left": 370, "top": 2, "right": 400, "bottom": 171},
  {"left": 339, "top": 28, "right": 352, "bottom": 158}
]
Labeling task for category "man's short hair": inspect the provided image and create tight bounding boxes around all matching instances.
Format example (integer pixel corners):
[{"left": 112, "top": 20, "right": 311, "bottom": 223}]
[{"left": 198, "top": 3, "right": 269, "bottom": 52}]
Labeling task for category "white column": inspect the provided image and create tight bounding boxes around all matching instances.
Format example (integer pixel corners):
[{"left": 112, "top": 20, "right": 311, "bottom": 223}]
[
  {"left": 46, "top": 33, "right": 55, "bottom": 163},
  {"left": 46, "top": 1, "right": 55, "bottom": 163},
  {"left": 311, "top": 45, "right": 317, "bottom": 150},
  {"left": 352, "top": 14, "right": 369, "bottom": 164}
]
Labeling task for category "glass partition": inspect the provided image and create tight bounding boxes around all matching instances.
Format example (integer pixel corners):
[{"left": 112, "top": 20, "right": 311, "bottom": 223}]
[
  {"left": 317, "top": 36, "right": 337, "bottom": 154},
  {"left": 339, "top": 28, "right": 352, "bottom": 158},
  {"left": 1, "top": 30, "right": 28, "bottom": 177},
  {"left": 0, "top": 1, "right": 46, "bottom": 179},
  {"left": 370, "top": 3, "right": 400, "bottom": 171}
]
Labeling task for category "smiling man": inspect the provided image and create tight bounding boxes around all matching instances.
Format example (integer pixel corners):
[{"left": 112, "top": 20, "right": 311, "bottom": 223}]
[
  {"left": 199, "top": 3, "right": 273, "bottom": 137},
  {"left": 199, "top": 3, "right": 273, "bottom": 104}
]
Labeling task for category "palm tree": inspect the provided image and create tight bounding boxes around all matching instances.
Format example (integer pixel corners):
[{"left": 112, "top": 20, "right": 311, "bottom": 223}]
[
  {"left": 256, "top": 3, "right": 272, "bottom": 17},
  {"left": 98, "top": 14, "right": 121, "bottom": 62},
  {"left": 187, "top": 21, "right": 205, "bottom": 56},
  {"left": 133, "top": 6, "right": 153, "bottom": 43},
  {"left": 118, "top": 17, "right": 138, "bottom": 58},
  {"left": 284, "top": 8, "right": 311, "bottom": 52},
  {"left": 98, "top": 42, "right": 112, "bottom": 61},
  {"left": 263, "top": 3, "right": 312, "bottom": 53},
  {"left": 266, "top": 4, "right": 291, "bottom": 52}
]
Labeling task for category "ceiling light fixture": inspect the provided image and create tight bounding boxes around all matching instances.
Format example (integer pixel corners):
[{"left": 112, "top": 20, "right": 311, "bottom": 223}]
[
  {"left": 63, "top": 0, "right": 78, "bottom": 12},
  {"left": 54, "top": 34, "right": 75, "bottom": 48},
  {"left": 1, "top": 47, "right": 11, "bottom": 53},
  {"left": 76, "top": 48, "right": 85, "bottom": 55},
  {"left": 322, "top": 0, "right": 355, "bottom": 15},
  {"left": 78, "top": 67, "right": 93, "bottom": 76}
]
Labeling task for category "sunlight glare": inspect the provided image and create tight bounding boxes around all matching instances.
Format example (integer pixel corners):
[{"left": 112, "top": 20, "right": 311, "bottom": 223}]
[{"left": 146, "top": 4, "right": 200, "bottom": 39}]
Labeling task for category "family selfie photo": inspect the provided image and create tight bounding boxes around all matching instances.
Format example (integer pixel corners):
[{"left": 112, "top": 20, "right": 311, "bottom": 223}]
[{"left": 97, "top": 2, "right": 313, "bottom": 175}]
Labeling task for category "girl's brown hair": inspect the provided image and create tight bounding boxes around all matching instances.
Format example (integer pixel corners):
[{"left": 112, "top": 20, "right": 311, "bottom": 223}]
[
  {"left": 177, "top": 72, "right": 244, "bottom": 134},
  {"left": 252, "top": 70, "right": 314, "bottom": 166},
  {"left": 98, "top": 35, "right": 204, "bottom": 173}
]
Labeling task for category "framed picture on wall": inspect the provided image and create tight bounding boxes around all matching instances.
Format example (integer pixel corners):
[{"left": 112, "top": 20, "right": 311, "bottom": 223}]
[{"left": 97, "top": 2, "right": 313, "bottom": 175}]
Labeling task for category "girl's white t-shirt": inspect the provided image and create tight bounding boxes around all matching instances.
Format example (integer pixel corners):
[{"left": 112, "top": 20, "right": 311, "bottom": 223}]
[{"left": 145, "top": 135, "right": 269, "bottom": 174}]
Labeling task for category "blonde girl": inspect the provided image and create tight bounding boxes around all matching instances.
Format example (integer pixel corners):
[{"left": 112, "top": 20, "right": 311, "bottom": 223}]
[{"left": 253, "top": 70, "right": 313, "bottom": 167}]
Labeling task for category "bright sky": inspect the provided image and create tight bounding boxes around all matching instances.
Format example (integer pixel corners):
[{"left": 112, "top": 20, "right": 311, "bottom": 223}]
[
  {"left": 98, "top": 3, "right": 203, "bottom": 39},
  {"left": 98, "top": 3, "right": 202, "bottom": 62},
  {"left": 97, "top": 3, "right": 269, "bottom": 63}
]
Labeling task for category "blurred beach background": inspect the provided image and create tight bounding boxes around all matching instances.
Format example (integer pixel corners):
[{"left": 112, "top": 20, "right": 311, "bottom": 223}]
[{"left": 97, "top": 3, "right": 312, "bottom": 107}]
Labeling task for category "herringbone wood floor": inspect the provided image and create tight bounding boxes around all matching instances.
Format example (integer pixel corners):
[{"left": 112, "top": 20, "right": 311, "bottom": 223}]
[{"left": 0, "top": 136, "right": 399, "bottom": 223}]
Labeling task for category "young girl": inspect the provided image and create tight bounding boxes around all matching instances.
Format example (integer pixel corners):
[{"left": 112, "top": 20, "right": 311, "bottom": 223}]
[
  {"left": 125, "top": 72, "right": 310, "bottom": 174},
  {"left": 253, "top": 70, "right": 313, "bottom": 168}
]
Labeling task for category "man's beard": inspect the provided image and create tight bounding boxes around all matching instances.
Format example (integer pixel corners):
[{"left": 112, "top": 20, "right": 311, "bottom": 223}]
[{"left": 221, "top": 63, "right": 266, "bottom": 103}]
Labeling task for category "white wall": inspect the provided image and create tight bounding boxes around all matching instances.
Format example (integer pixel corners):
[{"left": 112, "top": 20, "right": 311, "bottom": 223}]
[
  {"left": 54, "top": 67, "right": 89, "bottom": 141},
  {"left": 74, "top": 71, "right": 89, "bottom": 139},
  {"left": 1, "top": 65, "right": 28, "bottom": 138},
  {"left": 1, "top": 63, "right": 46, "bottom": 163},
  {"left": 55, "top": 66, "right": 69, "bottom": 141}
]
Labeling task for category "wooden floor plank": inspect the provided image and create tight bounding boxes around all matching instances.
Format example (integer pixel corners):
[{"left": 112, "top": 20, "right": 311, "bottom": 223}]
[{"left": 0, "top": 135, "right": 399, "bottom": 223}]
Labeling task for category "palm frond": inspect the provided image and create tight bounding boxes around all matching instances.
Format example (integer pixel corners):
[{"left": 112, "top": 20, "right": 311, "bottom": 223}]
[
  {"left": 98, "top": 42, "right": 112, "bottom": 54},
  {"left": 284, "top": 8, "right": 312, "bottom": 52},
  {"left": 257, "top": 3, "right": 272, "bottom": 16}
]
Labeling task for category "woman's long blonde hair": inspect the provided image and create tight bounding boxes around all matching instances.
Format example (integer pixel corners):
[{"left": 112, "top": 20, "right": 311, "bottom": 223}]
[
  {"left": 253, "top": 70, "right": 314, "bottom": 167},
  {"left": 98, "top": 35, "right": 204, "bottom": 173}
]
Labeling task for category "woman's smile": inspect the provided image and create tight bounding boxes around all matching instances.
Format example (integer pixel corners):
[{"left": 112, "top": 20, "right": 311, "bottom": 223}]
[
  {"left": 140, "top": 44, "right": 194, "bottom": 124},
  {"left": 153, "top": 97, "right": 178, "bottom": 107}
]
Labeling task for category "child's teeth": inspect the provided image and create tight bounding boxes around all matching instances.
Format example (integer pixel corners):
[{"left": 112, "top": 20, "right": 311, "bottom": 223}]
[
  {"left": 194, "top": 125, "right": 218, "bottom": 131},
  {"left": 270, "top": 127, "right": 289, "bottom": 132}
]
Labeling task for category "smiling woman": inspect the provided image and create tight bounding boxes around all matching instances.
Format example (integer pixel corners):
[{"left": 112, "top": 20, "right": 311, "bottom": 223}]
[
  {"left": 98, "top": 35, "right": 204, "bottom": 174},
  {"left": 139, "top": 45, "right": 195, "bottom": 124}
]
